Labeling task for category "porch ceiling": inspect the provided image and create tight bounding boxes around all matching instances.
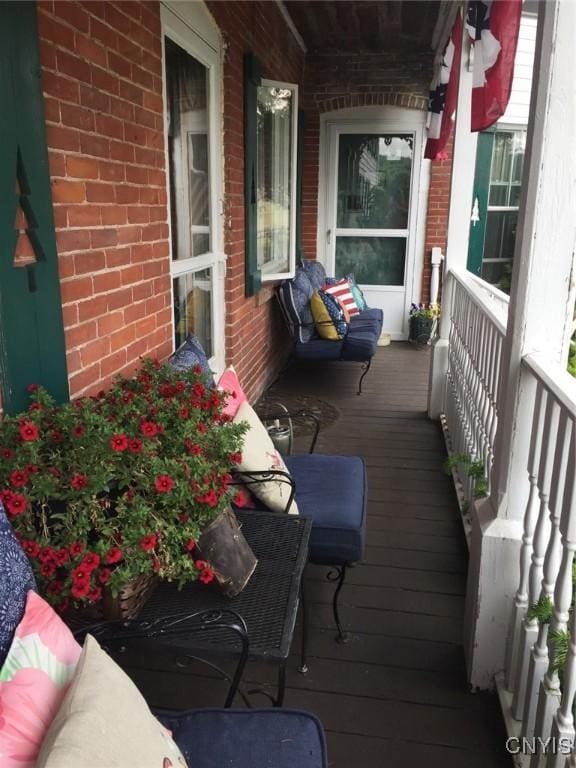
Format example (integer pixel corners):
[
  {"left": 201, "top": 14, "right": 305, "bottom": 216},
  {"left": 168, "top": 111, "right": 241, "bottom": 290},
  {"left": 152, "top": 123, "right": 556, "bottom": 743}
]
[{"left": 283, "top": 0, "right": 441, "bottom": 54}]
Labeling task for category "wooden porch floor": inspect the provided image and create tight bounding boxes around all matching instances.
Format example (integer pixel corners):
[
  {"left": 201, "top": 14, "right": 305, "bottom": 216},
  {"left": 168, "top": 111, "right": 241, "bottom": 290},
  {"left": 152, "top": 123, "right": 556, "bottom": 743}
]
[{"left": 128, "top": 343, "right": 511, "bottom": 767}]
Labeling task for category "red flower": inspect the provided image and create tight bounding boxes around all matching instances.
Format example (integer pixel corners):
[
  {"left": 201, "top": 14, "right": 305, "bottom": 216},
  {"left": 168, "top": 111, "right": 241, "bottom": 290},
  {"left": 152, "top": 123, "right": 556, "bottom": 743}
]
[
  {"left": 233, "top": 490, "right": 249, "bottom": 508},
  {"left": 105, "top": 546, "right": 123, "bottom": 564},
  {"left": 81, "top": 552, "right": 100, "bottom": 571},
  {"left": 72, "top": 425, "right": 85, "bottom": 437},
  {"left": 110, "top": 433, "right": 129, "bottom": 452},
  {"left": 50, "top": 430, "right": 63, "bottom": 444},
  {"left": 47, "top": 580, "right": 64, "bottom": 595},
  {"left": 175, "top": 381, "right": 186, "bottom": 392},
  {"left": 38, "top": 546, "right": 56, "bottom": 564},
  {"left": 195, "top": 560, "right": 208, "bottom": 570},
  {"left": 87, "top": 586, "right": 102, "bottom": 603},
  {"left": 71, "top": 566, "right": 90, "bottom": 583},
  {"left": 19, "top": 421, "right": 39, "bottom": 442},
  {"left": 229, "top": 452, "right": 242, "bottom": 465},
  {"left": 178, "top": 514, "right": 190, "bottom": 523},
  {"left": 178, "top": 407, "right": 190, "bottom": 420},
  {"left": 71, "top": 580, "right": 91, "bottom": 599},
  {"left": 28, "top": 403, "right": 43, "bottom": 412},
  {"left": 26, "top": 383, "right": 40, "bottom": 392},
  {"left": 0, "top": 448, "right": 15, "bottom": 459},
  {"left": 128, "top": 438, "right": 143, "bottom": 453},
  {"left": 70, "top": 473, "right": 88, "bottom": 490},
  {"left": 98, "top": 568, "right": 112, "bottom": 585},
  {"left": 54, "top": 548, "right": 70, "bottom": 566},
  {"left": 199, "top": 568, "right": 215, "bottom": 585},
  {"left": 48, "top": 467, "right": 61, "bottom": 478},
  {"left": 5, "top": 493, "right": 28, "bottom": 517},
  {"left": 140, "top": 534, "right": 158, "bottom": 552},
  {"left": 196, "top": 490, "right": 218, "bottom": 508},
  {"left": 152, "top": 557, "right": 161, "bottom": 572},
  {"left": 192, "top": 364, "right": 202, "bottom": 375},
  {"left": 21, "top": 540, "right": 40, "bottom": 558},
  {"left": 26, "top": 464, "right": 40, "bottom": 474},
  {"left": 40, "top": 562, "right": 56, "bottom": 578},
  {"left": 140, "top": 421, "right": 159, "bottom": 438},
  {"left": 185, "top": 442, "right": 202, "bottom": 456},
  {"left": 185, "top": 538, "right": 197, "bottom": 552},
  {"left": 69, "top": 541, "right": 86, "bottom": 557},
  {"left": 9, "top": 469, "right": 29, "bottom": 488},
  {"left": 192, "top": 383, "right": 205, "bottom": 398},
  {"left": 155, "top": 475, "right": 174, "bottom": 493},
  {"left": 198, "top": 422, "right": 207, "bottom": 434}
]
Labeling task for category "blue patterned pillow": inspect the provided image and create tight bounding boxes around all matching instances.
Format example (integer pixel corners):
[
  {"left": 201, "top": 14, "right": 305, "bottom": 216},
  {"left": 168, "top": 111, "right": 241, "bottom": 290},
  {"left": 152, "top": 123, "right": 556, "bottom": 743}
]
[
  {"left": 278, "top": 269, "right": 315, "bottom": 343},
  {"left": 170, "top": 334, "right": 215, "bottom": 387},
  {"left": 318, "top": 290, "right": 348, "bottom": 337},
  {"left": 0, "top": 501, "right": 36, "bottom": 666},
  {"left": 300, "top": 259, "right": 327, "bottom": 291}
]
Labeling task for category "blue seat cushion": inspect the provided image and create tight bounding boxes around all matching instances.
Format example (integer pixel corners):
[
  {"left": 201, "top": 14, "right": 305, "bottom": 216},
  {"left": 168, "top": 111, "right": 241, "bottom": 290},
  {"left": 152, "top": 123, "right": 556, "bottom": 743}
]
[
  {"left": 294, "top": 337, "right": 343, "bottom": 361},
  {"left": 299, "top": 259, "right": 327, "bottom": 291},
  {"left": 156, "top": 708, "right": 327, "bottom": 768},
  {"left": 341, "top": 308, "right": 384, "bottom": 362},
  {"left": 0, "top": 502, "right": 36, "bottom": 666},
  {"left": 284, "top": 454, "right": 367, "bottom": 564},
  {"left": 278, "top": 270, "right": 315, "bottom": 343}
]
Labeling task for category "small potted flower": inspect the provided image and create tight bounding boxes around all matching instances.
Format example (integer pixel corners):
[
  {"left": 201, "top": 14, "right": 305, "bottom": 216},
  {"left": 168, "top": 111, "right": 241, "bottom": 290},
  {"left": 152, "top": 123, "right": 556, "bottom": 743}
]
[
  {"left": 0, "top": 359, "right": 250, "bottom": 617},
  {"left": 408, "top": 303, "right": 440, "bottom": 345}
]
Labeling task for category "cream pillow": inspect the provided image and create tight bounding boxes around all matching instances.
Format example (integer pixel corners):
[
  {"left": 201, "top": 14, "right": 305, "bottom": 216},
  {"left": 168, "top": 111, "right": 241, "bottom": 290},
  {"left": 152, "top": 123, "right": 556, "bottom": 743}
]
[
  {"left": 233, "top": 401, "right": 299, "bottom": 515},
  {"left": 37, "top": 635, "right": 188, "bottom": 768}
]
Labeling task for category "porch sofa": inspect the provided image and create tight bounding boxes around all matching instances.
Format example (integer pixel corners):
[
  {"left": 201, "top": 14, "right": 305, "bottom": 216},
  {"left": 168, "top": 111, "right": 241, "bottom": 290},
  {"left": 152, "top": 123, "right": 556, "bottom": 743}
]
[{"left": 278, "top": 259, "right": 384, "bottom": 394}]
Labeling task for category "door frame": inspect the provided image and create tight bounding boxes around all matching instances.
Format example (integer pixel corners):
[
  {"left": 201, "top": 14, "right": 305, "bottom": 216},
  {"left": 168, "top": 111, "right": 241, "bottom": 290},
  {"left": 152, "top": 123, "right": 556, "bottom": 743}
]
[
  {"left": 160, "top": 2, "right": 226, "bottom": 373},
  {"left": 318, "top": 107, "right": 428, "bottom": 340}
]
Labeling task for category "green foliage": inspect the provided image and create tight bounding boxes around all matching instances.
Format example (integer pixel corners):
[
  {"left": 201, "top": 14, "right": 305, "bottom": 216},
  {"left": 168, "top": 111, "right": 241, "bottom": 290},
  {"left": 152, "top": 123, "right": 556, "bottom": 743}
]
[
  {"left": 0, "top": 359, "right": 248, "bottom": 611},
  {"left": 527, "top": 595, "right": 553, "bottom": 624},
  {"left": 568, "top": 338, "right": 576, "bottom": 379},
  {"left": 443, "top": 453, "right": 488, "bottom": 498},
  {"left": 550, "top": 630, "right": 569, "bottom": 673}
]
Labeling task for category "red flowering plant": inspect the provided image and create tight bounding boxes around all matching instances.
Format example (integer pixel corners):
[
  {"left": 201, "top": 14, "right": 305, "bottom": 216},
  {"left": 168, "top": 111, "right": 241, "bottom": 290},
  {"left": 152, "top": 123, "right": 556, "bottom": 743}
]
[{"left": 0, "top": 359, "right": 247, "bottom": 612}]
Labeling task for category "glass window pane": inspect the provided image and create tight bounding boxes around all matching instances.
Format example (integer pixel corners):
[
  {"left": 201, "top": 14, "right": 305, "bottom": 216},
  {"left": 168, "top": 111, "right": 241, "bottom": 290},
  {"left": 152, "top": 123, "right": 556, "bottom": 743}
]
[
  {"left": 336, "top": 134, "right": 413, "bottom": 230},
  {"left": 509, "top": 184, "right": 522, "bottom": 207},
  {"left": 481, "top": 260, "right": 510, "bottom": 286},
  {"left": 484, "top": 211, "right": 518, "bottom": 263},
  {"left": 173, "top": 269, "right": 213, "bottom": 356},
  {"left": 257, "top": 86, "right": 293, "bottom": 273},
  {"left": 335, "top": 236, "right": 406, "bottom": 286},
  {"left": 490, "top": 133, "right": 513, "bottom": 184},
  {"left": 165, "top": 37, "right": 210, "bottom": 261},
  {"left": 489, "top": 184, "right": 508, "bottom": 206}
]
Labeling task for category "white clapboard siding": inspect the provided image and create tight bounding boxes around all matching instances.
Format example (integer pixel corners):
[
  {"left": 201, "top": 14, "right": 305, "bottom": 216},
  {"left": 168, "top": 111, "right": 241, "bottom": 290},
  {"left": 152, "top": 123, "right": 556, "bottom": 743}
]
[{"left": 499, "top": 13, "right": 538, "bottom": 126}]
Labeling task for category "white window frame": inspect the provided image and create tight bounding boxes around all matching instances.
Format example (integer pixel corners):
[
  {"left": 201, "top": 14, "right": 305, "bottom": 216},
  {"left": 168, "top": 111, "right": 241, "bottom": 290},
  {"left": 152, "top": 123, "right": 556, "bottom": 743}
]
[
  {"left": 161, "top": 3, "right": 226, "bottom": 374},
  {"left": 257, "top": 78, "right": 299, "bottom": 282}
]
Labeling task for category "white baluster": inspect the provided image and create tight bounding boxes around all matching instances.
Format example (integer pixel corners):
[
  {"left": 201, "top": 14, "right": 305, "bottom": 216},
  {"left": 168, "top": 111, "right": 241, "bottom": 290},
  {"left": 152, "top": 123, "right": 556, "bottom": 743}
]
[
  {"left": 507, "top": 382, "right": 546, "bottom": 691},
  {"left": 513, "top": 391, "right": 556, "bottom": 719},
  {"left": 531, "top": 416, "right": 574, "bottom": 761},
  {"left": 522, "top": 401, "right": 562, "bottom": 737},
  {"left": 430, "top": 247, "right": 443, "bottom": 306}
]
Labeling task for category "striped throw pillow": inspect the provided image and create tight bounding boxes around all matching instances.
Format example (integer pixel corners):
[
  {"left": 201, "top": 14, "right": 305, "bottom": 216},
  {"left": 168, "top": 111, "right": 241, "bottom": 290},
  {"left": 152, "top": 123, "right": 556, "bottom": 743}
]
[{"left": 322, "top": 278, "right": 360, "bottom": 316}]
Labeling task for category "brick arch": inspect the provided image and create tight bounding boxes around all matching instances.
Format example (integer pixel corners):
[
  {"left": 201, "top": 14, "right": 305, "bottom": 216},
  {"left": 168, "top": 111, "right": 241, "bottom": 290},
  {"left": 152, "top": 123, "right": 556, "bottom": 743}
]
[{"left": 316, "top": 91, "right": 428, "bottom": 114}]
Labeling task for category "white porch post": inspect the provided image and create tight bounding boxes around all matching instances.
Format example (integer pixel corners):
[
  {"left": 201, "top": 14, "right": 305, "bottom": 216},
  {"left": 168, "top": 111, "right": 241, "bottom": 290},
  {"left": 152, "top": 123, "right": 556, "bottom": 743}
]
[
  {"left": 463, "top": 0, "right": 576, "bottom": 689},
  {"left": 428, "top": 15, "right": 477, "bottom": 419}
]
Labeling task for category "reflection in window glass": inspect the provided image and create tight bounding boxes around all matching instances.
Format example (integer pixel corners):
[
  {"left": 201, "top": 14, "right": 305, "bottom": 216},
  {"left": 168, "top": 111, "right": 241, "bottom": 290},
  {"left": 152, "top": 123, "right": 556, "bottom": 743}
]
[
  {"left": 173, "top": 269, "right": 212, "bottom": 355},
  {"left": 335, "top": 236, "right": 406, "bottom": 286},
  {"left": 337, "top": 134, "right": 413, "bottom": 230},
  {"left": 257, "top": 85, "right": 294, "bottom": 274},
  {"left": 165, "top": 37, "right": 210, "bottom": 261}
]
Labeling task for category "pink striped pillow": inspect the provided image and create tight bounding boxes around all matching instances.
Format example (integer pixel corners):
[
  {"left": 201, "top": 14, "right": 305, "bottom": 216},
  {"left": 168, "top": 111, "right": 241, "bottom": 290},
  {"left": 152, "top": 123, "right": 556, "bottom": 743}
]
[{"left": 322, "top": 279, "right": 360, "bottom": 316}]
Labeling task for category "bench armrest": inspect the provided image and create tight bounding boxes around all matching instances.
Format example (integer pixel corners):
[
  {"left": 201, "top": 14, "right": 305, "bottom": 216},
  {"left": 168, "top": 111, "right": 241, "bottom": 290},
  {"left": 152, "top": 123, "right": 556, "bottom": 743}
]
[{"left": 233, "top": 468, "right": 296, "bottom": 515}]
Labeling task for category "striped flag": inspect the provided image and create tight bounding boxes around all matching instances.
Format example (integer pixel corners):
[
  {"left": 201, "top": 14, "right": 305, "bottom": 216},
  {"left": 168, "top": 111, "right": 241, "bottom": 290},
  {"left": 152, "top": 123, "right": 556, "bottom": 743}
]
[
  {"left": 467, "top": 0, "right": 523, "bottom": 131},
  {"left": 425, "top": 13, "right": 463, "bottom": 160}
]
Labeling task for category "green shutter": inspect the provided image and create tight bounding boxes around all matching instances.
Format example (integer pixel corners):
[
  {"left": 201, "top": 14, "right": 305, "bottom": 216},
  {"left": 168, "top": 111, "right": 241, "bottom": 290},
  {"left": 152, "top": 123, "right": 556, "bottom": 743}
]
[
  {"left": 0, "top": 1, "right": 69, "bottom": 414},
  {"left": 467, "top": 131, "right": 495, "bottom": 277},
  {"left": 244, "top": 52, "right": 262, "bottom": 297}
]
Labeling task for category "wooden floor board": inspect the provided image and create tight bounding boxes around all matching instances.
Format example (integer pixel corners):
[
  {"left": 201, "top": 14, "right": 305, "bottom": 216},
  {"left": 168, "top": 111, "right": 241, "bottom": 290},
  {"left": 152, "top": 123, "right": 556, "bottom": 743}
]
[{"left": 126, "top": 344, "right": 510, "bottom": 767}]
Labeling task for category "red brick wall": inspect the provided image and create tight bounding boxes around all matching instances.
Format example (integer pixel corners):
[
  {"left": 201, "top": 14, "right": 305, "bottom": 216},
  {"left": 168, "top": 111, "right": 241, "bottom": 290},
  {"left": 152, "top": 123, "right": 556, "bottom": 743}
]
[
  {"left": 37, "top": 0, "right": 171, "bottom": 398},
  {"left": 421, "top": 136, "right": 453, "bottom": 304},
  {"left": 206, "top": 1, "right": 305, "bottom": 401}
]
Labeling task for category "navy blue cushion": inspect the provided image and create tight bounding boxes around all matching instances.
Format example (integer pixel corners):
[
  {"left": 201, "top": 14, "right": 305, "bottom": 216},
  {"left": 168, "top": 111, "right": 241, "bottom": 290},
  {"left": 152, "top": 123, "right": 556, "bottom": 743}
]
[
  {"left": 0, "top": 502, "right": 36, "bottom": 666},
  {"left": 285, "top": 454, "right": 367, "bottom": 564},
  {"left": 299, "top": 259, "right": 326, "bottom": 291},
  {"left": 294, "top": 337, "right": 343, "bottom": 361},
  {"left": 341, "top": 308, "right": 384, "bottom": 362},
  {"left": 156, "top": 708, "right": 327, "bottom": 768},
  {"left": 317, "top": 290, "right": 348, "bottom": 338},
  {"left": 169, "top": 334, "right": 215, "bottom": 386},
  {"left": 278, "top": 270, "right": 315, "bottom": 344}
]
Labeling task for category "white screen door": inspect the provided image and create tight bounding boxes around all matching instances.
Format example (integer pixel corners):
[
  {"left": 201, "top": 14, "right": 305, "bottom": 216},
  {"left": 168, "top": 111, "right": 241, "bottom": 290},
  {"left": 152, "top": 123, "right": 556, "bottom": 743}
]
[{"left": 324, "top": 122, "right": 423, "bottom": 339}]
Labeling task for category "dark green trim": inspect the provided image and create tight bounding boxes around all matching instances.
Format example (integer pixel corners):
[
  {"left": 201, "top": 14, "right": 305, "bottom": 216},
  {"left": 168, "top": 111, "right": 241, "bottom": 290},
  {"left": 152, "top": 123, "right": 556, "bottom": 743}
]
[
  {"left": 0, "top": 1, "right": 69, "bottom": 414},
  {"left": 243, "top": 52, "right": 262, "bottom": 297},
  {"left": 295, "top": 109, "right": 305, "bottom": 263},
  {"left": 467, "top": 131, "right": 495, "bottom": 277}
]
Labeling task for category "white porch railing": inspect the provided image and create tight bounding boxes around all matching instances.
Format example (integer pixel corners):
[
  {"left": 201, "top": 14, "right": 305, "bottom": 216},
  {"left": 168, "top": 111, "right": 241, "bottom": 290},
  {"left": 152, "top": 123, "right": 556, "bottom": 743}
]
[
  {"left": 443, "top": 268, "right": 507, "bottom": 534},
  {"left": 442, "top": 268, "right": 576, "bottom": 766}
]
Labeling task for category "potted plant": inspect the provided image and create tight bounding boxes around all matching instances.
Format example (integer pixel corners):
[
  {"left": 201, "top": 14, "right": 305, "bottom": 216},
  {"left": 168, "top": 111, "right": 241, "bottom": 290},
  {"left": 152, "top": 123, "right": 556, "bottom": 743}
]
[
  {"left": 0, "top": 359, "right": 249, "bottom": 616},
  {"left": 408, "top": 303, "right": 440, "bottom": 345}
]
